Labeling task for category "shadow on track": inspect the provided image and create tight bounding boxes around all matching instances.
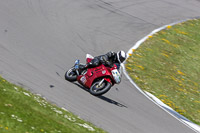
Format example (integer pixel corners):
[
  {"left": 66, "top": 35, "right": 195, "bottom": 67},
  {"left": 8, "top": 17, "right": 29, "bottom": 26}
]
[
  {"left": 73, "top": 82, "right": 127, "bottom": 108},
  {"left": 97, "top": 95, "right": 127, "bottom": 108}
]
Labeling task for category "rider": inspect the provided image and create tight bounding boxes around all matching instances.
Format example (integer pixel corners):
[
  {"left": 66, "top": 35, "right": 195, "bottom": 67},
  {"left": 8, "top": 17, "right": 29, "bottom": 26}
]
[{"left": 81, "top": 50, "right": 127, "bottom": 71}]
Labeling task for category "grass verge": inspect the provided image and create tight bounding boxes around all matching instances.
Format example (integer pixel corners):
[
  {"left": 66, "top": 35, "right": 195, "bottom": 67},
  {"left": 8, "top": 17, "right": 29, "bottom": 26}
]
[
  {"left": 0, "top": 76, "right": 107, "bottom": 133},
  {"left": 125, "top": 19, "right": 200, "bottom": 125}
]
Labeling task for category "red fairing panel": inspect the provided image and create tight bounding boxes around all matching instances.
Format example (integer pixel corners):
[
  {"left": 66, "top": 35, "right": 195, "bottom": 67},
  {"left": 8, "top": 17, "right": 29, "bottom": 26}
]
[{"left": 77, "top": 64, "right": 114, "bottom": 88}]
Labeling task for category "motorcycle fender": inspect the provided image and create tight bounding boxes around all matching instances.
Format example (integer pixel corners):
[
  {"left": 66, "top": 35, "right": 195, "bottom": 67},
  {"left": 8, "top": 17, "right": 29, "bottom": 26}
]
[{"left": 104, "top": 77, "right": 112, "bottom": 85}]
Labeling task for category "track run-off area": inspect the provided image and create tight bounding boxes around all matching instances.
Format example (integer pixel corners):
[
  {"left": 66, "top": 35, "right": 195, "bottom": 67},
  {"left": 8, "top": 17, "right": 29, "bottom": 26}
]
[{"left": 0, "top": 0, "right": 200, "bottom": 133}]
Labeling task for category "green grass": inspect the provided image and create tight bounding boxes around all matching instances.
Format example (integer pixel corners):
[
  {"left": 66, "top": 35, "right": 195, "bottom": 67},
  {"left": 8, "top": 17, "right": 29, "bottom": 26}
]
[
  {"left": 0, "top": 76, "right": 107, "bottom": 133},
  {"left": 125, "top": 19, "right": 200, "bottom": 125}
]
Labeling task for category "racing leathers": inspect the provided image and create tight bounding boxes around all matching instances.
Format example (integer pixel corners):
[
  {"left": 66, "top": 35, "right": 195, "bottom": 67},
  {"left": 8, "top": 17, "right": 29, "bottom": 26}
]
[{"left": 82, "top": 51, "right": 121, "bottom": 71}]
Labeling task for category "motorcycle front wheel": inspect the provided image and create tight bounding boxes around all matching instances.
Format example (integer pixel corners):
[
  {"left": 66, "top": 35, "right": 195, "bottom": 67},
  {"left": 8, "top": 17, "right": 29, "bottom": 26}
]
[
  {"left": 65, "top": 67, "right": 77, "bottom": 82},
  {"left": 89, "top": 80, "right": 111, "bottom": 96}
]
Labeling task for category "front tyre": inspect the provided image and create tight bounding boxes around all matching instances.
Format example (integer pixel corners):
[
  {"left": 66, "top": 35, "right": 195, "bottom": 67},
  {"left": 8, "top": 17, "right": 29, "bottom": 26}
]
[
  {"left": 65, "top": 67, "right": 77, "bottom": 82},
  {"left": 89, "top": 80, "right": 111, "bottom": 96}
]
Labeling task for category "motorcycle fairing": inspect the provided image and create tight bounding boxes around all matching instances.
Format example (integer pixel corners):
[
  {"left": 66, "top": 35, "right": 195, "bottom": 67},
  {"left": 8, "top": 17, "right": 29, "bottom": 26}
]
[
  {"left": 111, "top": 69, "right": 121, "bottom": 84},
  {"left": 77, "top": 64, "right": 113, "bottom": 88}
]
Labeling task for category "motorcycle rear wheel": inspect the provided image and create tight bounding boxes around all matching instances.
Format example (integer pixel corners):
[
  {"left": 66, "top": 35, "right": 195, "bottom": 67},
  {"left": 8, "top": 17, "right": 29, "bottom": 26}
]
[
  {"left": 89, "top": 80, "right": 111, "bottom": 96},
  {"left": 65, "top": 67, "right": 77, "bottom": 82}
]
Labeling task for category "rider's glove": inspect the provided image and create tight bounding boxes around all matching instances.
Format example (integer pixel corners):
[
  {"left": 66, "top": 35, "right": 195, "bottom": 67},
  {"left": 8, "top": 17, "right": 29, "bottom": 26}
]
[{"left": 106, "top": 61, "right": 113, "bottom": 68}]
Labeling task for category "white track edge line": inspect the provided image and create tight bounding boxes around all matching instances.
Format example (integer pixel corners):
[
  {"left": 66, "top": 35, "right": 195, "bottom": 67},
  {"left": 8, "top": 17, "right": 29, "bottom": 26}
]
[{"left": 122, "top": 18, "right": 200, "bottom": 133}]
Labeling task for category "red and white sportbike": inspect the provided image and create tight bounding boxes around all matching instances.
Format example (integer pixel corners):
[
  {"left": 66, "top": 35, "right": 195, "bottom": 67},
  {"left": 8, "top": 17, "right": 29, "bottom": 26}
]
[{"left": 65, "top": 54, "right": 121, "bottom": 96}]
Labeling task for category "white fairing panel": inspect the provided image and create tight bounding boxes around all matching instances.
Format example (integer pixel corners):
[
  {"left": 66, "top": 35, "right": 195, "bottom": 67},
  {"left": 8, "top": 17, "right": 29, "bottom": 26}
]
[
  {"left": 111, "top": 69, "right": 121, "bottom": 84},
  {"left": 86, "top": 54, "right": 94, "bottom": 59}
]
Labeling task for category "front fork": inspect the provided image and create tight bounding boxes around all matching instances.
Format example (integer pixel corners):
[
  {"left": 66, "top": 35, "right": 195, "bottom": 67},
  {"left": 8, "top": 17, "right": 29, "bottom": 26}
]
[
  {"left": 97, "top": 78, "right": 112, "bottom": 87},
  {"left": 97, "top": 79, "right": 104, "bottom": 87}
]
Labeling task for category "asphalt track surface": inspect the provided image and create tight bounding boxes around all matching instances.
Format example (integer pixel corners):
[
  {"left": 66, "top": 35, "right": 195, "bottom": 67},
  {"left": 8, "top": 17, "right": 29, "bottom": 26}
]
[{"left": 0, "top": 0, "right": 200, "bottom": 133}]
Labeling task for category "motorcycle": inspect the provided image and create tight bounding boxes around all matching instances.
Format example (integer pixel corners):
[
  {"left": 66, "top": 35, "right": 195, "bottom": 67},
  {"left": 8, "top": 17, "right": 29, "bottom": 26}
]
[{"left": 65, "top": 54, "right": 122, "bottom": 96}]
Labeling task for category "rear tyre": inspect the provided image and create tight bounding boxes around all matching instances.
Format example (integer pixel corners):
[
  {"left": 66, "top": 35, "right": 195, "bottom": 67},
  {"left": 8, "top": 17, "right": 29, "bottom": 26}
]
[
  {"left": 89, "top": 80, "right": 111, "bottom": 96},
  {"left": 65, "top": 67, "right": 77, "bottom": 82}
]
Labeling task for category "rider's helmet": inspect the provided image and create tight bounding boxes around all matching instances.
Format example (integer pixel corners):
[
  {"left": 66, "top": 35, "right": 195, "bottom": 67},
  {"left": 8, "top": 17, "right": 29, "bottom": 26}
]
[{"left": 117, "top": 50, "right": 127, "bottom": 63}]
